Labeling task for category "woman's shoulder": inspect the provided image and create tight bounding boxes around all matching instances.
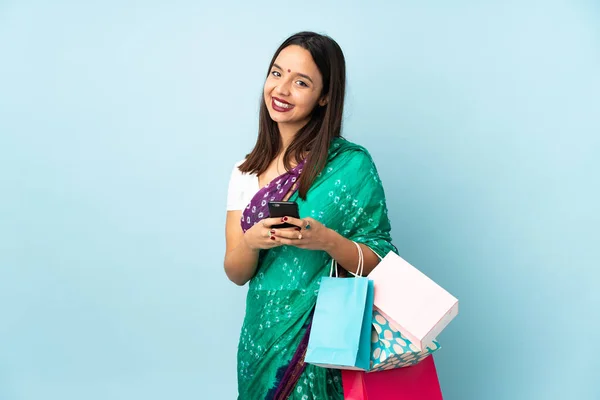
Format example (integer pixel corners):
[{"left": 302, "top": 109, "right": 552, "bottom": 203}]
[{"left": 330, "top": 137, "right": 375, "bottom": 165}]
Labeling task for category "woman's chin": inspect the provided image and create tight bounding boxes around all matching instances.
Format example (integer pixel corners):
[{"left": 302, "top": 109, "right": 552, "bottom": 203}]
[{"left": 268, "top": 113, "right": 292, "bottom": 124}]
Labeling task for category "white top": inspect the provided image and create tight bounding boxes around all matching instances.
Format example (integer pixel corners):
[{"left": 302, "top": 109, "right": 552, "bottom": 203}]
[{"left": 227, "top": 160, "right": 260, "bottom": 211}]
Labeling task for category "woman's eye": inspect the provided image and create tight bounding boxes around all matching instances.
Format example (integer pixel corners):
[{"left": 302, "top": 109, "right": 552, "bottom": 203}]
[
  {"left": 271, "top": 70, "right": 281, "bottom": 77},
  {"left": 296, "top": 80, "right": 308, "bottom": 87}
]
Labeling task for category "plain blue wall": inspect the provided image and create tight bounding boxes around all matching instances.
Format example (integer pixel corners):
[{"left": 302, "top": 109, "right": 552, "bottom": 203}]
[{"left": 1, "top": 1, "right": 598, "bottom": 399}]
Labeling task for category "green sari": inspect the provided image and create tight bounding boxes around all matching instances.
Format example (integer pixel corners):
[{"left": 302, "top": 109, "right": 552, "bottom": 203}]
[{"left": 237, "top": 138, "right": 397, "bottom": 399}]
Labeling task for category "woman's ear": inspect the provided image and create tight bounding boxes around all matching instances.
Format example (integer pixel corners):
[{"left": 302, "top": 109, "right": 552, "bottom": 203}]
[{"left": 318, "top": 96, "right": 328, "bottom": 107}]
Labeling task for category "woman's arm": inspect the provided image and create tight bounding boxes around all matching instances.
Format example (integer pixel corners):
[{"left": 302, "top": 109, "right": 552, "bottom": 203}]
[
  {"left": 322, "top": 229, "right": 381, "bottom": 275},
  {"left": 224, "top": 210, "right": 261, "bottom": 286},
  {"left": 224, "top": 212, "right": 293, "bottom": 286},
  {"left": 271, "top": 216, "right": 382, "bottom": 276}
]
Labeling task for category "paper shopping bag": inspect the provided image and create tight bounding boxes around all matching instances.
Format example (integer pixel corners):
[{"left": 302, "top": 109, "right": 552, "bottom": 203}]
[
  {"left": 305, "top": 276, "right": 374, "bottom": 370},
  {"left": 368, "top": 252, "right": 458, "bottom": 350},
  {"left": 305, "top": 245, "right": 374, "bottom": 371},
  {"left": 342, "top": 355, "right": 443, "bottom": 399},
  {"left": 369, "top": 310, "right": 440, "bottom": 371}
]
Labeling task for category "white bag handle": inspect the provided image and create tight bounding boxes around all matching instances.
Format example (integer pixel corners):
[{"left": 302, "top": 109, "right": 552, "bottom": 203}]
[{"left": 329, "top": 241, "right": 364, "bottom": 277}]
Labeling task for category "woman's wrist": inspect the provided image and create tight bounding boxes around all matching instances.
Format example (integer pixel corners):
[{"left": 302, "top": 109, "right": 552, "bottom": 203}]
[
  {"left": 322, "top": 227, "right": 342, "bottom": 254},
  {"left": 242, "top": 233, "right": 262, "bottom": 252}
]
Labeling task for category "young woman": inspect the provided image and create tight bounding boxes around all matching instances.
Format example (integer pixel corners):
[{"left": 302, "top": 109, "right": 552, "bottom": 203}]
[{"left": 224, "top": 31, "right": 397, "bottom": 399}]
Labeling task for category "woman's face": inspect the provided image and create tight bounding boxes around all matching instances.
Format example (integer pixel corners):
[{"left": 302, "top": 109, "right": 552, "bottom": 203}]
[{"left": 263, "top": 45, "right": 327, "bottom": 131}]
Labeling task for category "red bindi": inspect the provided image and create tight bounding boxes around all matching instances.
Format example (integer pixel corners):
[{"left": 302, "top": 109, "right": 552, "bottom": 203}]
[{"left": 288, "top": 69, "right": 291, "bottom": 73}]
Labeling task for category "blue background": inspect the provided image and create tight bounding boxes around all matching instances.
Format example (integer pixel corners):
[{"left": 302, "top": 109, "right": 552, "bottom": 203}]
[{"left": 1, "top": 1, "right": 598, "bottom": 399}]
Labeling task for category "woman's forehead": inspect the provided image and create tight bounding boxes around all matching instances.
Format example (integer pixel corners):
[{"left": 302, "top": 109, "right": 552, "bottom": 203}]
[{"left": 274, "top": 45, "right": 320, "bottom": 76}]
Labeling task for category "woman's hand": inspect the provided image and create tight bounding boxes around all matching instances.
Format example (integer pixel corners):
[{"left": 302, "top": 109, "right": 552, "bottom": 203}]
[
  {"left": 270, "top": 216, "right": 333, "bottom": 251},
  {"left": 243, "top": 217, "right": 300, "bottom": 250}
]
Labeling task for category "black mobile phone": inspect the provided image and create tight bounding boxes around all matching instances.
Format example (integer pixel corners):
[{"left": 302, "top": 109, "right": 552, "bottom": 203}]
[{"left": 268, "top": 201, "right": 300, "bottom": 229}]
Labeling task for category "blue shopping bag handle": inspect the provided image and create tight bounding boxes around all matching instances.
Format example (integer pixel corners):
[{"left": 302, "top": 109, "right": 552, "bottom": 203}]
[{"left": 330, "top": 241, "right": 365, "bottom": 278}]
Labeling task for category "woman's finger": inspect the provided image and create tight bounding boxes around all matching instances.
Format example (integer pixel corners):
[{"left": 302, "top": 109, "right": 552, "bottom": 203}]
[
  {"left": 278, "top": 216, "right": 304, "bottom": 228},
  {"left": 273, "top": 229, "right": 305, "bottom": 240},
  {"left": 302, "top": 217, "right": 316, "bottom": 230},
  {"left": 278, "top": 237, "right": 307, "bottom": 247},
  {"left": 275, "top": 226, "right": 301, "bottom": 232},
  {"left": 261, "top": 217, "right": 287, "bottom": 228}
]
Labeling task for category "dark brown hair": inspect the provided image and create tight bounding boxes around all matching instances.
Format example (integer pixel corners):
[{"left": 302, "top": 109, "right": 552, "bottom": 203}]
[{"left": 238, "top": 31, "right": 346, "bottom": 199}]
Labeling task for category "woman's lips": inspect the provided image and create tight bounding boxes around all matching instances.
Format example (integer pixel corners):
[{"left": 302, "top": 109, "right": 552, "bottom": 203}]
[{"left": 272, "top": 97, "right": 294, "bottom": 112}]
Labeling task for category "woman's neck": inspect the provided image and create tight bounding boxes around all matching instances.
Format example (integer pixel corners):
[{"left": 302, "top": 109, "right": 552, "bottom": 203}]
[
  {"left": 278, "top": 119, "right": 308, "bottom": 152},
  {"left": 278, "top": 124, "right": 296, "bottom": 151}
]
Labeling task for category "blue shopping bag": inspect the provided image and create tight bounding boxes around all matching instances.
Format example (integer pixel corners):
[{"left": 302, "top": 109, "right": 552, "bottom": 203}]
[{"left": 305, "top": 243, "right": 374, "bottom": 370}]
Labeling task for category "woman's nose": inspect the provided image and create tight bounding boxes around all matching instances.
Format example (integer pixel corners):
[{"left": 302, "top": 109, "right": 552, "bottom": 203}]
[{"left": 275, "top": 78, "right": 291, "bottom": 96}]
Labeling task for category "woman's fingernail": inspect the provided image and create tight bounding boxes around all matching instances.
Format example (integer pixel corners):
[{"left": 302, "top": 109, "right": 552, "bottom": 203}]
[
  {"left": 270, "top": 230, "right": 276, "bottom": 234},
  {"left": 295, "top": 227, "right": 301, "bottom": 231},
  {"left": 282, "top": 217, "right": 288, "bottom": 222},
  {"left": 270, "top": 236, "right": 275, "bottom": 240}
]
